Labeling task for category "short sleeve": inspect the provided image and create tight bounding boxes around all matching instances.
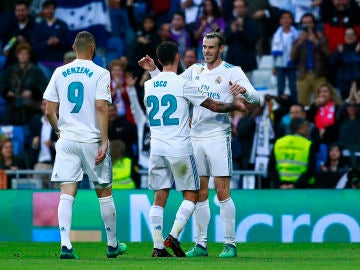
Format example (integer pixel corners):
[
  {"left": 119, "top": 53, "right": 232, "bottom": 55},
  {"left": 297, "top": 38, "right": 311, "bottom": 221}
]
[
  {"left": 96, "top": 70, "right": 112, "bottom": 103},
  {"left": 43, "top": 68, "right": 60, "bottom": 102}
]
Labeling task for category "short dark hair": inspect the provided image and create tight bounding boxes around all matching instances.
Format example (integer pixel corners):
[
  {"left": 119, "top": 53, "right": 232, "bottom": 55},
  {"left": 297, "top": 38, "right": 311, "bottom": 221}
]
[
  {"left": 290, "top": 117, "right": 307, "bottom": 134},
  {"left": 300, "top": 12, "right": 316, "bottom": 25},
  {"left": 173, "top": 10, "right": 185, "bottom": 21},
  {"left": 74, "top": 31, "right": 95, "bottom": 52},
  {"left": 204, "top": 31, "right": 225, "bottom": 47},
  {"left": 15, "top": 0, "right": 30, "bottom": 8},
  {"left": 156, "top": 41, "right": 178, "bottom": 66},
  {"left": 15, "top": 42, "right": 32, "bottom": 55},
  {"left": 42, "top": 0, "right": 56, "bottom": 9}
]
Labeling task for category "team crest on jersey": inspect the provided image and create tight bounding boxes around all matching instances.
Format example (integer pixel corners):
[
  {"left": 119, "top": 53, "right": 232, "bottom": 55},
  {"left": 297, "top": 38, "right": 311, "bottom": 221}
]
[
  {"left": 197, "top": 67, "right": 204, "bottom": 74},
  {"left": 215, "top": 76, "right": 221, "bottom": 84}
]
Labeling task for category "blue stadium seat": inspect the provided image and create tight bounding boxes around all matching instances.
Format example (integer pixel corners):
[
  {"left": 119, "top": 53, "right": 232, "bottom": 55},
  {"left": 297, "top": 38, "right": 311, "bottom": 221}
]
[{"left": 105, "top": 37, "right": 124, "bottom": 68}]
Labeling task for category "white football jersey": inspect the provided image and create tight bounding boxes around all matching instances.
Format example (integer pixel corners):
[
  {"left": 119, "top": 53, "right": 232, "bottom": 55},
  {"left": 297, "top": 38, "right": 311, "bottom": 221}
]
[
  {"left": 181, "top": 61, "right": 258, "bottom": 139},
  {"left": 43, "top": 59, "right": 111, "bottom": 143},
  {"left": 144, "top": 72, "right": 207, "bottom": 157}
]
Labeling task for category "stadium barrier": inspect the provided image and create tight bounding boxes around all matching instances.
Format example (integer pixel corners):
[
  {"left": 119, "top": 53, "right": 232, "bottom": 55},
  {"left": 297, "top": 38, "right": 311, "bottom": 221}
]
[{"left": 0, "top": 189, "right": 359, "bottom": 243}]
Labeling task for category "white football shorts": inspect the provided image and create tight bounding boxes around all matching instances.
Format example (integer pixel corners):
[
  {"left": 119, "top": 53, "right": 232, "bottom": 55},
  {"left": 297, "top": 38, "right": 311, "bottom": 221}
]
[
  {"left": 148, "top": 154, "right": 200, "bottom": 191},
  {"left": 51, "top": 138, "right": 112, "bottom": 185},
  {"left": 192, "top": 136, "right": 233, "bottom": 177}
]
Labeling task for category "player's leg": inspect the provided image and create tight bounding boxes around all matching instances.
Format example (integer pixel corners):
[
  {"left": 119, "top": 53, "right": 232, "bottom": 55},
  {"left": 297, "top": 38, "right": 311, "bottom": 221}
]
[
  {"left": 83, "top": 141, "right": 126, "bottom": 258},
  {"left": 52, "top": 139, "right": 82, "bottom": 259},
  {"left": 164, "top": 155, "right": 198, "bottom": 257},
  {"left": 187, "top": 141, "right": 210, "bottom": 257},
  {"left": 214, "top": 176, "right": 237, "bottom": 258},
  {"left": 148, "top": 155, "right": 173, "bottom": 257},
  {"left": 58, "top": 182, "right": 78, "bottom": 259},
  {"left": 208, "top": 136, "right": 237, "bottom": 257}
]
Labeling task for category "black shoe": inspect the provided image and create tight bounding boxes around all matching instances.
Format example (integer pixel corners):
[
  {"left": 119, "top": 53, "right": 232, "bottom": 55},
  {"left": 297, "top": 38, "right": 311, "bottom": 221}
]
[
  {"left": 164, "top": 235, "right": 185, "bottom": 257},
  {"left": 60, "top": 246, "right": 79, "bottom": 259},
  {"left": 152, "top": 248, "right": 173, "bottom": 257}
]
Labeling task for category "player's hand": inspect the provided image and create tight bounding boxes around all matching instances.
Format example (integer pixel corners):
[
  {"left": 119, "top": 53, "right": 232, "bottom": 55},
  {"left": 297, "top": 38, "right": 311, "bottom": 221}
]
[
  {"left": 138, "top": 55, "right": 156, "bottom": 71},
  {"left": 95, "top": 140, "right": 108, "bottom": 165},
  {"left": 233, "top": 96, "right": 247, "bottom": 113},
  {"left": 229, "top": 81, "right": 246, "bottom": 96}
]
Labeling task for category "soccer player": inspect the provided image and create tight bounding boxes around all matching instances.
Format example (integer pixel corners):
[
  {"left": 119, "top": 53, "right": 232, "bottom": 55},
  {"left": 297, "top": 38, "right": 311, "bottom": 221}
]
[
  {"left": 139, "top": 31, "right": 260, "bottom": 258},
  {"left": 145, "top": 41, "right": 247, "bottom": 257},
  {"left": 43, "top": 31, "right": 127, "bottom": 259}
]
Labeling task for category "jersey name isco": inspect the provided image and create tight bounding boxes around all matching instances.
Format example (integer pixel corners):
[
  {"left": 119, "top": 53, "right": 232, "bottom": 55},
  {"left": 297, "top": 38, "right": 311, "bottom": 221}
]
[{"left": 62, "top": 66, "right": 94, "bottom": 78}]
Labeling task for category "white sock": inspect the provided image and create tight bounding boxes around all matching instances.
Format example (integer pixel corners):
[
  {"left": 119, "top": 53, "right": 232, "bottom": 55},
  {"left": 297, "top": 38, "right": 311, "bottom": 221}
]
[
  {"left": 99, "top": 195, "right": 117, "bottom": 248},
  {"left": 170, "top": 200, "right": 195, "bottom": 239},
  {"left": 194, "top": 199, "right": 210, "bottom": 248},
  {"left": 58, "top": 194, "right": 74, "bottom": 249},
  {"left": 149, "top": 205, "right": 164, "bottom": 249},
  {"left": 220, "top": 197, "right": 236, "bottom": 246}
]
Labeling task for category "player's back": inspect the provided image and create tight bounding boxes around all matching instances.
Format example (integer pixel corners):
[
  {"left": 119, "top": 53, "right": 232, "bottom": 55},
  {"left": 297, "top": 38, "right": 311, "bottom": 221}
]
[
  {"left": 45, "top": 59, "right": 111, "bottom": 143},
  {"left": 144, "top": 72, "right": 195, "bottom": 157}
]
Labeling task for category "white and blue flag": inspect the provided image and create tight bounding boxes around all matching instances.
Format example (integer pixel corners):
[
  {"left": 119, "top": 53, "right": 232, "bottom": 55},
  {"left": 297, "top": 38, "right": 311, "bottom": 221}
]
[{"left": 55, "top": 0, "right": 110, "bottom": 47}]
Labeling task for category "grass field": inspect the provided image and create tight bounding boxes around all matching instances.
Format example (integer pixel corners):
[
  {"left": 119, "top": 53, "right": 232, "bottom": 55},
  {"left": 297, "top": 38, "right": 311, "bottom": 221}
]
[{"left": 1, "top": 242, "right": 360, "bottom": 270}]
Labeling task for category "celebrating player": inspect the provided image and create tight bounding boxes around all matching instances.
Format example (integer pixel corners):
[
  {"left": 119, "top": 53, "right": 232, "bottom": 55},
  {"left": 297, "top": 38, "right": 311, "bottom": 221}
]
[
  {"left": 43, "top": 31, "right": 127, "bottom": 259},
  {"left": 145, "top": 41, "right": 248, "bottom": 257},
  {"left": 139, "top": 31, "right": 260, "bottom": 258}
]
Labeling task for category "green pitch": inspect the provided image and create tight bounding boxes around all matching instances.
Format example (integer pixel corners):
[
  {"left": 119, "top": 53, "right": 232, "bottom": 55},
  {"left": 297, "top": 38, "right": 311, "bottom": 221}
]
[{"left": 1, "top": 242, "right": 360, "bottom": 270}]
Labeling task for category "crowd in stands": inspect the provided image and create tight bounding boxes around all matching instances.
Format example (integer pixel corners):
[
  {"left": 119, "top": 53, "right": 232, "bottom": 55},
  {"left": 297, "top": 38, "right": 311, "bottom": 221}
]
[{"left": 1, "top": 0, "right": 360, "bottom": 190}]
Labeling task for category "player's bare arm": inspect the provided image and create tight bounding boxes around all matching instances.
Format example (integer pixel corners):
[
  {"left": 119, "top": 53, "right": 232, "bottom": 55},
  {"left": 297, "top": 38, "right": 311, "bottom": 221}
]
[
  {"left": 45, "top": 100, "right": 60, "bottom": 137},
  {"left": 95, "top": 99, "right": 109, "bottom": 165},
  {"left": 200, "top": 97, "right": 247, "bottom": 113}
]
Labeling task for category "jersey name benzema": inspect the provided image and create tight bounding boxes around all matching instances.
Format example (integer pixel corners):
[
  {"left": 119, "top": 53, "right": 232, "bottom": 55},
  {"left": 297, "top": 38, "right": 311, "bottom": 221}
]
[
  {"left": 144, "top": 72, "right": 206, "bottom": 157},
  {"left": 43, "top": 59, "right": 112, "bottom": 143}
]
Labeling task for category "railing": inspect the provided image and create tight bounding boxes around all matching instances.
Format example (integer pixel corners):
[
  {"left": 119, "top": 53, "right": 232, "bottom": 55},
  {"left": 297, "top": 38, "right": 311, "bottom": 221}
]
[{"left": 4, "top": 169, "right": 267, "bottom": 189}]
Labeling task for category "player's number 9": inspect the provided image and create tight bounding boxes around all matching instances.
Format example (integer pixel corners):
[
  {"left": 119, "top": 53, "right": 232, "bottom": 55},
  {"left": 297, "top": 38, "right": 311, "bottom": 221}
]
[
  {"left": 146, "top": 94, "right": 179, "bottom": 126},
  {"left": 68, "top": 81, "right": 84, "bottom": 113}
]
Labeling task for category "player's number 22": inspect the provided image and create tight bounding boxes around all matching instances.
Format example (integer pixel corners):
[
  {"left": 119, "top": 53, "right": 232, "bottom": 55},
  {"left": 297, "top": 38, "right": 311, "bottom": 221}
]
[
  {"left": 68, "top": 81, "right": 84, "bottom": 113},
  {"left": 146, "top": 94, "right": 179, "bottom": 126}
]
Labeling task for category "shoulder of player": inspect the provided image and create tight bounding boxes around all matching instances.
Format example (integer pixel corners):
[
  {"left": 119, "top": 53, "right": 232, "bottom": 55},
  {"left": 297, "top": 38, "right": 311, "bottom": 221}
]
[{"left": 221, "top": 61, "right": 238, "bottom": 70}]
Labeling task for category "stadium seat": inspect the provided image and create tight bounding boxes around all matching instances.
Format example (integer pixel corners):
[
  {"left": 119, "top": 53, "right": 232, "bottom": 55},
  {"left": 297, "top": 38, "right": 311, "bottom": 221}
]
[{"left": 104, "top": 37, "right": 124, "bottom": 68}]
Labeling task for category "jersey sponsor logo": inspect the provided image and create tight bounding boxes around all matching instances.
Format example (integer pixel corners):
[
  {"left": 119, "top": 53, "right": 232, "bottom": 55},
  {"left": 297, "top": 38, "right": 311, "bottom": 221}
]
[
  {"left": 62, "top": 66, "right": 94, "bottom": 78},
  {"left": 199, "top": 84, "right": 220, "bottom": 99}
]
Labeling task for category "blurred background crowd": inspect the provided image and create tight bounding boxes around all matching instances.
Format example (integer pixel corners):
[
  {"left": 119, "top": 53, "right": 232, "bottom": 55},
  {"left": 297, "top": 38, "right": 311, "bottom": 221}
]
[{"left": 0, "top": 0, "right": 360, "bottom": 190}]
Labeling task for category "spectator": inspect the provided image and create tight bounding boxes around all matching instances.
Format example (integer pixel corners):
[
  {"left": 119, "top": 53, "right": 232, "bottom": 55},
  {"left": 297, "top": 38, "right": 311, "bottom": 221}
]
[
  {"left": 337, "top": 83, "right": 360, "bottom": 157},
  {"left": 128, "top": 15, "right": 157, "bottom": 73},
  {"left": 307, "top": 82, "right": 343, "bottom": 145},
  {"left": 109, "top": 59, "right": 135, "bottom": 124},
  {"left": 125, "top": 71, "right": 150, "bottom": 189},
  {"left": 267, "top": 118, "right": 317, "bottom": 189},
  {"left": 224, "top": 0, "right": 261, "bottom": 83},
  {"left": 247, "top": 0, "right": 279, "bottom": 56},
  {"left": 277, "top": 103, "right": 321, "bottom": 148},
  {"left": 193, "top": 0, "right": 226, "bottom": 61},
  {"left": 110, "top": 139, "right": 136, "bottom": 189},
  {"left": 180, "top": 0, "right": 203, "bottom": 32},
  {"left": 2, "top": 0, "right": 36, "bottom": 68},
  {"left": 0, "top": 138, "right": 28, "bottom": 189},
  {"left": 291, "top": 0, "right": 321, "bottom": 25},
  {"left": 181, "top": 48, "right": 197, "bottom": 70},
  {"left": 321, "top": 0, "right": 360, "bottom": 53},
  {"left": 291, "top": 13, "right": 330, "bottom": 106},
  {"left": 330, "top": 27, "right": 360, "bottom": 100},
  {"left": 108, "top": 103, "right": 137, "bottom": 161},
  {"left": 28, "top": 99, "right": 57, "bottom": 189},
  {"left": 170, "top": 10, "right": 192, "bottom": 57},
  {"left": 315, "top": 143, "right": 349, "bottom": 188},
  {"left": 31, "top": 0, "right": 71, "bottom": 80},
  {"left": 0, "top": 42, "right": 47, "bottom": 125},
  {"left": 63, "top": 50, "right": 76, "bottom": 64},
  {"left": 271, "top": 10, "right": 299, "bottom": 103}
]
